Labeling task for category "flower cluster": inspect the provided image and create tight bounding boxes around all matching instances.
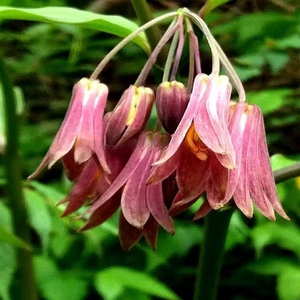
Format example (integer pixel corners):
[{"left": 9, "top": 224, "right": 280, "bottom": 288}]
[{"left": 29, "top": 8, "right": 288, "bottom": 250}]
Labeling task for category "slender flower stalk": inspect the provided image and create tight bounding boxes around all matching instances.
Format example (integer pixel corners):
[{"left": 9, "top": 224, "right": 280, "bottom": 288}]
[
  {"left": 1, "top": 57, "right": 38, "bottom": 300},
  {"left": 182, "top": 8, "right": 246, "bottom": 102},
  {"left": 89, "top": 11, "right": 178, "bottom": 80}
]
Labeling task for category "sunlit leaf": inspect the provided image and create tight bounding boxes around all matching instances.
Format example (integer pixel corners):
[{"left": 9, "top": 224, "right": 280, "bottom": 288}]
[
  {"left": 247, "top": 89, "right": 291, "bottom": 114},
  {"left": 34, "top": 255, "right": 88, "bottom": 300},
  {"left": 276, "top": 34, "right": 300, "bottom": 49},
  {"left": 252, "top": 222, "right": 300, "bottom": 258},
  {"left": 0, "top": 6, "right": 149, "bottom": 53},
  {"left": 24, "top": 187, "right": 52, "bottom": 251},
  {"left": 95, "top": 267, "right": 180, "bottom": 300},
  {"left": 202, "top": 0, "right": 233, "bottom": 15},
  {"left": 278, "top": 266, "right": 300, "bottom": 300},
  {"left": 0, "top": 202, "right": 17, "bottom": 300},
  {"left": 0, "top": 226, "right": 30, "bottom": 249},
  {"left": 245, "top": 256, "right": 297, "bottom": 276},
  {"left": 265, "top": 52, "right": 289, "bottom": 73}
]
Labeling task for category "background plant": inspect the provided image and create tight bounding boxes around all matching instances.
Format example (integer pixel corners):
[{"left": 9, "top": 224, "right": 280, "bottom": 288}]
[{"left": 0, "top": 0, "right": 300, "bottom": 299}]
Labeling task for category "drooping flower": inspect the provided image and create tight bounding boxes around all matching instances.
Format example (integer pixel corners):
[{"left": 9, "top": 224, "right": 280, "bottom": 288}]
[
  {"left": 80, "top": 131, "right": 175, "bottom": 250},
  {"left": 153, "top": 73, "right": 235, "bottom": 170},
  {"left": 28, "top": 78, "right": 110, "bottom": 180},
  {"left": 194, "top": 102, "right": 289, "bottom": 220},
  {"left": 105, "top": 85, "right": 154, "bottom": 146}
]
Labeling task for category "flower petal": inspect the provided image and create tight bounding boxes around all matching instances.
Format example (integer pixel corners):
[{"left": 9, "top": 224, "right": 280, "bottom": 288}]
[
  {"left": 153, "top": 73, "right": 209, "bottom": 166},
  {"left": 147, "top": 182, "right": 174, "bottom": 234},
  {"left": 121, "top": 151, "right": 152, "bottom": 228}
]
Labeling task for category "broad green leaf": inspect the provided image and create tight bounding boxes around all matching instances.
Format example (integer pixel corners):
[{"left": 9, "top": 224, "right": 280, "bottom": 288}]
[
  {"left": 24, "top": 187, "right": 52, "bottom": 251},
  {"left": 252, "top": 222, "right": 300, "bottom": 258},
  {"left": 233, "top": 65, "right": 261, "bottom": 81},
  {"left": 34, "top": 255, "right": 88, "bottom": 300},
  {"left": 276, "top": 34, "right": 300, "bottom": 49},
  {"left": 95, "top": 267, "right": 180, "bottom": 300},
  {"left": 0, "top": 202, "right": 17, "bottom": 300},
  {"left": 271, "top": 154, "right": 299, "bottom": 171},
  {"left": 247, "top": 89, "right": 291, "bottom": 114},
  {"left": 0, "top": 6, "right": 149, "bottom": 53},
  {"left": 278, "top": 266, "right": 300, "bottom": 300},
  {"left": 202, "top": 0, "right": 233, "bottom": 15},
  {"left": 0, "top": 226, "right": 30, "bottom": 249},
  {"left": 265, "top": 52, "right": 289, "bottom": 73},
  {"left": 225, "top": 211, "right": 249, "bottom": 250},
  {"left": 245, "top": 256, "right": 297, "bottom": 276}
]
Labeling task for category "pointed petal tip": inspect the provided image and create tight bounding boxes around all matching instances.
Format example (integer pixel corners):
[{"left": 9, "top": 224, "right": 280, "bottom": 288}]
[
  {"left": 274, "top": 204, "right": 290, "bottom": 221},
  {"left": 241, "top": 209, "right": 253, "bottom": 219}
]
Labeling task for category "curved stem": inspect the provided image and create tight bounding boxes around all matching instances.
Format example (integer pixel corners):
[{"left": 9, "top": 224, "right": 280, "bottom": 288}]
[
  {"left": 274, "top": 161, "right": 300, "bottom": 184},
  {"left": 136, "top": 20, "right": 179, "bottom": 86},
  {"left": 194, "top": 208, "right": 234, "bottom": 300},
  {"left": 90, "top": 11, "right": 177, "bottom": 80},
  {"left": 182, "top": 8, "right": 220, "bottom": 75},
  {"left": 0, "top": 58, "right": 38, "bottom": 299}
]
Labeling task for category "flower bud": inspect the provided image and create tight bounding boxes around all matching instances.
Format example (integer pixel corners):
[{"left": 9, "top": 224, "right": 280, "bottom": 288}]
[
  {"left": 105, "top": 85, "right": 154, "bottom": 146},
  {"left": 156, "top": 81, "right": 189, "bottom": 134}
]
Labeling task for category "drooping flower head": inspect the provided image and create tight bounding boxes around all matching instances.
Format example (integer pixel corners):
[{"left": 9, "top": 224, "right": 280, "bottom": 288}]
[
  {"left": 154, "top": 74, "right": 236, "bottom": 170},
  {"left": 79, "top": 131, "right": 175, "bottom": 250},
  {"left": 28, "top": 8, "right": 289, "bottom": 251},
  {"left": 192, "top": 102, "right": 289, "bottom": 220},
  {"left": 28, "top": 78, "right": 110, "bottom": 180}
]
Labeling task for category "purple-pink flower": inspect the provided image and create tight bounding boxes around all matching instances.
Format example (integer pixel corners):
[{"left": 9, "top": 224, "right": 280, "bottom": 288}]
[
  {"left": 78, "top": 131, "right": 176, "bottom": 250},
  {"left": 154, "top": 73, "right": 235, "bottom": 170},
  {"left": 29, "top": 78, "right": 110, "bottom": 180},
  {"left": 28, "top": 9, "right": 289, "bottom": 251},
  {"left": 194, "top": 102, "right": 289, "bottom": 220}
]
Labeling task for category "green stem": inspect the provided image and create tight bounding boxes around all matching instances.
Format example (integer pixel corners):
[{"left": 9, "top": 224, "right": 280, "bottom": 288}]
[
  {"left": 130, "top": 0, "right": 167, "bottom": 65},
  {"left": 274, "top": 161, "right": 300, "bottom": 184},
  {"left": 0, "top": 58, "right": 38, "bottom": 300},
  {"left": 193, "top": 208, "right": 234, "bottom": 300}
]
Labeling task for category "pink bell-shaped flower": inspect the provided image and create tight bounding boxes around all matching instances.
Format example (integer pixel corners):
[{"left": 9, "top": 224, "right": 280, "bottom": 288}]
[
  {"left": 28, "top": 78, "right": 110, "bottom": 180},
  {"left": 195, "top": 102, "right": 289, "bottom": 220},
  {"left": 154, "top": 73, "right": 235, "bottom": 170}
]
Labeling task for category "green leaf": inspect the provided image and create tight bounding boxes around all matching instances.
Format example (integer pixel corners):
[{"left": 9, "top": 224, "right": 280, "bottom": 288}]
[
  {"left": 265, "top": 52, "right": 289, "bottom": 73},
  {"left": 278, "top": 266, "right": 300, "bottom": 300},
  {"left": 247, "top": 89, "right": 291, "bottom": 114},
  {"left": 245, "top": 256, "right": 297, "bottom": 276},
  {"left": 34, "top": 255, "right": 88, "bottom": 300},
  {"left": 0, "top": 6, "right": 149, "bottom": 53},
  {"left": 0, "top": 226, "right": 30, "bottom": 249},
  {"left": 24, "top": 187, "right": 52, "bottom": 251},
  {"left": 203, "top": 0, "right": 233, "bottom": 15},
  {"left": 276, "top": 34, "right": 300, "bottom": 49},
  {"left": 271, "top": 154, "right": 299, "bottom": 171},
  {"left": 252, "top": 222, "right": 300, "bottom": 258},
  {"left": 95, "top": 267, "right": 180, "bottom": 300},
  {"left": 0, "top": 202, "right": 17, "bottom": 300}
]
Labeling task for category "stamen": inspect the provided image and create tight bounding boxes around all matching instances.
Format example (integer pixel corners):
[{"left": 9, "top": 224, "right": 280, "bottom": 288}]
[{"left": 185, "top": 123, "right": 208, "bottom": 160}]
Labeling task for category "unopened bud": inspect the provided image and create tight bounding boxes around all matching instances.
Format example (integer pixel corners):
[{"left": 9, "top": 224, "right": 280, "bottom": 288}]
[{"left": 156, "top": 81, "right": 189, "bottom": 134}]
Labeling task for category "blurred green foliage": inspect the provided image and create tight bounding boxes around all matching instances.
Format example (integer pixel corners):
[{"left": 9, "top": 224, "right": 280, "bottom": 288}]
[{"left": 0, "top": 0, "right": 299, "bottom": 299}]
